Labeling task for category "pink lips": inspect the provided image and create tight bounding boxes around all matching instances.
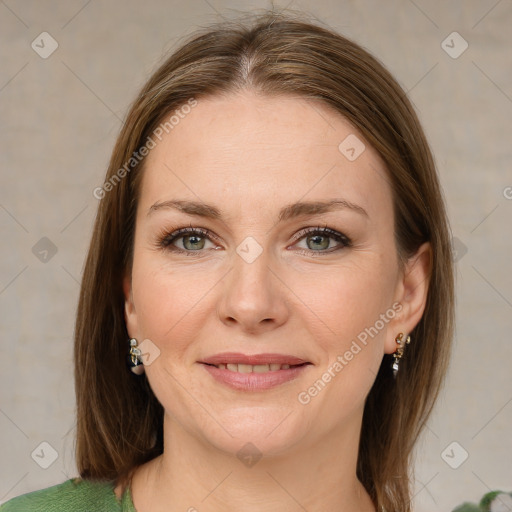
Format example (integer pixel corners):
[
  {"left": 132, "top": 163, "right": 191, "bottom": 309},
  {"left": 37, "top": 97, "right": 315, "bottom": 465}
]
[{"left": 199, "top": 352, "right": 312, "bottom": 391}]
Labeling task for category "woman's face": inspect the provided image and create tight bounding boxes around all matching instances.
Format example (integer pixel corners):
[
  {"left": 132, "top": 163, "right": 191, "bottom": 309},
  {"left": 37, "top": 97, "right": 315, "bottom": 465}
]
[{"left": 124, "top": 91, "right": 422, "bottom": 457}]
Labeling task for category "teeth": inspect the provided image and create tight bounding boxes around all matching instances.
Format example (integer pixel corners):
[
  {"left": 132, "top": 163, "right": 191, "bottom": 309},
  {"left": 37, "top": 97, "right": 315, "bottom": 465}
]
[
  {"left": 253, "top": 364, "right": 270, "bottom": 373},
  {"left": 237, "top": 364, "right": 252, "bottom": 374},
  {"left": 215, "top": 363, "right": 298, "bottom": 372}
]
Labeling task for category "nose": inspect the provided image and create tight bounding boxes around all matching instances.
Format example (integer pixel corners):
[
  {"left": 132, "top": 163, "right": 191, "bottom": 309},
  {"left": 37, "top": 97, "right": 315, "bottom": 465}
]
[{"left": 216, "top": 246, "right": 290, "bottom": 334}]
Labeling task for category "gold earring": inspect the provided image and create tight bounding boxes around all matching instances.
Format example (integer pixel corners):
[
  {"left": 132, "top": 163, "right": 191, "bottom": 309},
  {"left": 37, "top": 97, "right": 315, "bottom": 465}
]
[{"left": 392, "top": 332, "right": 411, "bottom": 378}]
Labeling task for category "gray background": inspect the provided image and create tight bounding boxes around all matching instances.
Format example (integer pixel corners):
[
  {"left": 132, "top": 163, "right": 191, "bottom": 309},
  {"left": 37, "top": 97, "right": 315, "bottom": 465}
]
[{"left": 1, "top": 1, "right": 511, "bottom": 510}]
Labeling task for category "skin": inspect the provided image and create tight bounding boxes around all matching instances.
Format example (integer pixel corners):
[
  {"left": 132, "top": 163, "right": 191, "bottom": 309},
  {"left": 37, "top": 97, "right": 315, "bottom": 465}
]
[{"left": 118, "top": 90, "right": 431, "bottom": 511}]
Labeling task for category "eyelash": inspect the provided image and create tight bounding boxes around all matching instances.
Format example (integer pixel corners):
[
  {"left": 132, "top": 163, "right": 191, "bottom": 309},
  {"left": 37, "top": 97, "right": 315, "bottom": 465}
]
[{"left": 156, "top": 224, "right": 352, "bottom": 258}]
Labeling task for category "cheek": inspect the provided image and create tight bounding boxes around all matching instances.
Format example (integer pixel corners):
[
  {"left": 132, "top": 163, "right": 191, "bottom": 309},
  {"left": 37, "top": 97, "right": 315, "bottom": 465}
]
[
  {"left": 130, "top": 253, "right": 212, "bottom": 354},
  {"left": 303, "top": 255, "right": 397, "bottom": 346},
  {"left": 297, "top": 255, "right": 397, "bottom": 405}
]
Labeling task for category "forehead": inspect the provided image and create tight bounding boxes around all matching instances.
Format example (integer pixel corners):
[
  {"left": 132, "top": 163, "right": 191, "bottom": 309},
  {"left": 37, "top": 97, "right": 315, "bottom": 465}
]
[{"left": 139, "top": 91, "right": 393, "bottom": 222}]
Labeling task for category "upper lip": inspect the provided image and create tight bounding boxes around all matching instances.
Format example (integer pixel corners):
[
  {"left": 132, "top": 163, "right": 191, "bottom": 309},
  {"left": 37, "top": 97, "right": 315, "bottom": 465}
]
[{"left": 200, "top": 352, "right": 310, "bottom": 366}]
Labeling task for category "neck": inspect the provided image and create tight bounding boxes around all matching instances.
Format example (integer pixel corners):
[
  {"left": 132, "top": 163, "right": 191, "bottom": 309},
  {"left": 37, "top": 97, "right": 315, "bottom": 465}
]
[{"left": 129, "top": 412, "right": 376, "bottom": 512}]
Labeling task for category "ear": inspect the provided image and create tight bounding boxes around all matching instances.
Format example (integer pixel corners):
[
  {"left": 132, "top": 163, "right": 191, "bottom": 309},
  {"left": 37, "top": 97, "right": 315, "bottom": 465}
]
[
  {"left": 384, "top": 242, "right": 432, "bottom": 354},
  {"left": 123, "top": 272, "right": 138, "bottom": 339}
]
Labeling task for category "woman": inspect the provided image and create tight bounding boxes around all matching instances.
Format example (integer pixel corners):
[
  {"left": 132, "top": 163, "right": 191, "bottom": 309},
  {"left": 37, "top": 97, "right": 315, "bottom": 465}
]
[{"left": 1, "top": 10, "right": 454, "bottom": 512}]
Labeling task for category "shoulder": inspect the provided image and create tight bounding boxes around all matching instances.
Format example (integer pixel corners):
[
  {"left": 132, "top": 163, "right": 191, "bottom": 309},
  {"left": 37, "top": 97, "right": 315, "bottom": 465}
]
[{"left": 0, "top": 477, "right": 125, "bottom": 512}]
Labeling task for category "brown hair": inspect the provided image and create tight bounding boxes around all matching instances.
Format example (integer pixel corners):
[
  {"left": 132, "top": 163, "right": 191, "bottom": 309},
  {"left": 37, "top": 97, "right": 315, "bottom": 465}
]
[{"left": 74, "top": 10, "right": 454, "bottom": 510}]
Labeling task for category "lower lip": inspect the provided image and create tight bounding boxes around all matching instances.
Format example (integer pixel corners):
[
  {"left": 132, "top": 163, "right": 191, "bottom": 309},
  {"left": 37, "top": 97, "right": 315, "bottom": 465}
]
[{"left": 200, "top": 363, "right": 311, "bottom": 391}]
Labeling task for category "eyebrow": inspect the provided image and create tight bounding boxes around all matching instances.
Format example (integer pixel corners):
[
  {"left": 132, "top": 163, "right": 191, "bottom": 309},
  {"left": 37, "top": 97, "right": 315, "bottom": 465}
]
[{"left": 147, "top": 198, "right": 368, "bottom": 221}]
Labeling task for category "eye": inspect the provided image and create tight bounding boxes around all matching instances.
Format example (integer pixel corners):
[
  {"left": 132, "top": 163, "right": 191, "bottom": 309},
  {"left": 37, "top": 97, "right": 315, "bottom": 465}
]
[
  {"left": 291, "top": 226, "right": 352, "bottom": 255},
  {"left": 157, "top": 226, "right": 220, "bottom": 255}
]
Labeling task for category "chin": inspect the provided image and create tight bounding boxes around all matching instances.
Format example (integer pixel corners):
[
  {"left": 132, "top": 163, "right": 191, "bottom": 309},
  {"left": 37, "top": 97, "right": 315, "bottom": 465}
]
[{"left": 195, "top": 404, "right": 311, "bottom": 461}]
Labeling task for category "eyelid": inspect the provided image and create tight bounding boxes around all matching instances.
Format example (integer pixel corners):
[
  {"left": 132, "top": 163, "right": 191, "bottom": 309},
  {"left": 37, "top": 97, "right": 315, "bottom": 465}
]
[
  {"left": 290, "top": 225, "right": 352, "bottom": 246},
  {"left": 157, "top": 225, "right": 221, "bottom": 247}
]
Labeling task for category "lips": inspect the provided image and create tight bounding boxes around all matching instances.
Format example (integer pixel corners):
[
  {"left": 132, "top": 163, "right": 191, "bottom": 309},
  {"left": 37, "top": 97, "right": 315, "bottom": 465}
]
[{"left": 199, "top": 352, "right": 312, "bottom": 391}]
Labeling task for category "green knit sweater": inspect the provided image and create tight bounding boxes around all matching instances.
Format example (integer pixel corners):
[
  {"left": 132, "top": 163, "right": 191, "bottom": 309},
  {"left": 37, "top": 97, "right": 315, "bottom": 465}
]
[{"left": 0, "top": 477, "right": 136, "bottom": 511}]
